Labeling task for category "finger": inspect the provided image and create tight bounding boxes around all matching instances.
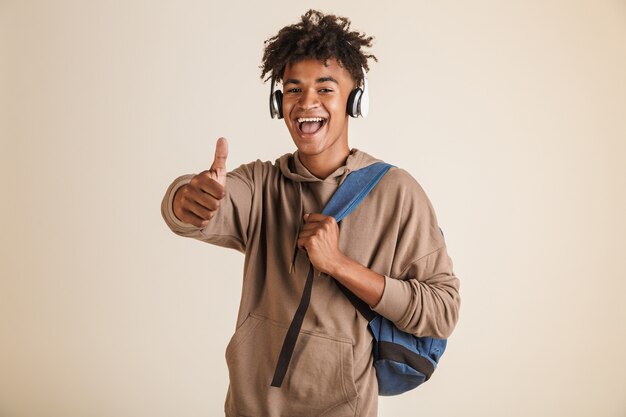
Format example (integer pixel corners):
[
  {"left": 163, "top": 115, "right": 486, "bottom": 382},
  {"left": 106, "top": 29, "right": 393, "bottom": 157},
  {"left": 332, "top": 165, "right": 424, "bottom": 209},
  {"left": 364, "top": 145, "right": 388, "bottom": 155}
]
[
  {"left": 297, "top": 236, "right": 310, "bottom": 251},
  {"left": 187, "top": 199, "right": 216, "bottom": 220},
  {"left": 180, "top": 208, "right": 210, "bottom": 228},
  {"left": 302, "top": 215, "right": 336, "bottom": 232},
  {"left": 303, "top": 213, "right": 330, "bottom": 222},
  {"left": 210, "top": 137, "right": 229, "bottom": 174},
  {"left": 298, "top": 229, "right": 318, "bottom": 239},
  {"left": 194, "top": 189, "right": 221, "bottom": 211},
  {"left": 195, "top": 172, "right": 225, "bottom": 199},
  {"left": 178, "top": 186, "right": 218, "bottom": 216},
  {"left": 300, "top": 222, "right": 321, "bottom": 232}
]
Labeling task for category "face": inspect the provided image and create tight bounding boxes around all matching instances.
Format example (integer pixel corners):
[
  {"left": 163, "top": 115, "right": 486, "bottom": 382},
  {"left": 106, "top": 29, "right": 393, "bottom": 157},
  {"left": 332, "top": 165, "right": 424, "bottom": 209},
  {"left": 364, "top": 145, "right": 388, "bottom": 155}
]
[{"left": 281, "top": 58, "right": 355, "bottom": 166}]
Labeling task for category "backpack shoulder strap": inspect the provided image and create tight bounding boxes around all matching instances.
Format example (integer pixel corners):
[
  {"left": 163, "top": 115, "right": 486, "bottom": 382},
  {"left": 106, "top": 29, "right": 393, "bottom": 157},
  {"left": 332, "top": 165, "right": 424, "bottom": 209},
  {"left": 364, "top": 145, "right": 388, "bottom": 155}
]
[
  {"left": 328, "top": 162, "right": 392, "bottom": 322},
  {"left": 271, "top": 161, "right": 393, "bottom": 388},
  {"left": 322, "top": 162, "right": 393, "bottom": 221}
]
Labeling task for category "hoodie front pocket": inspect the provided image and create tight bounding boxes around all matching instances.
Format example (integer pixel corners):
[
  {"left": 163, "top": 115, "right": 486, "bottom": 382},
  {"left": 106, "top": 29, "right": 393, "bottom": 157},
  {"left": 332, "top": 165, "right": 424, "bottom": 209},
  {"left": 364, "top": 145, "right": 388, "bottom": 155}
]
[{"left": 225, "top": 313, "right": 358, "bottom": 417}]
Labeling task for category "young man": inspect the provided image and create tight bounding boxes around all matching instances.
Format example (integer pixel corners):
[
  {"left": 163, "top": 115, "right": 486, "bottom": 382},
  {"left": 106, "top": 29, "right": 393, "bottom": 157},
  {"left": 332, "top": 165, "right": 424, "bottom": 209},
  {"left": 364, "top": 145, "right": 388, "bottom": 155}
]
[{"left": 161, "top": 10, "right": 460, "bottom": 417}]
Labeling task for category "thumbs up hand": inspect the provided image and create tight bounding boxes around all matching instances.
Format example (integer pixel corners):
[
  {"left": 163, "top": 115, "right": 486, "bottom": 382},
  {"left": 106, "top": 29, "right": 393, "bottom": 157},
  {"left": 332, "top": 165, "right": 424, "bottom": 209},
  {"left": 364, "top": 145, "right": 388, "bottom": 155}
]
[{"left": 173, "top": 137, "right": 229, "bottom": 228}]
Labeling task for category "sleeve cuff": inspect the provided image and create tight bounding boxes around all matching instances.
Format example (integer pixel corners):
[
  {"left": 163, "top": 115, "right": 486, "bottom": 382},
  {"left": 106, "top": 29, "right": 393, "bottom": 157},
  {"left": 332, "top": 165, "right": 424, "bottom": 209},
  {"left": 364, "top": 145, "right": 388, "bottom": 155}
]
[
  {"left": 371, "top": 275, "right": 412, "bottom": 323},
  {"left": 161, "top": 174, "right": 201, "bottom": 232}
]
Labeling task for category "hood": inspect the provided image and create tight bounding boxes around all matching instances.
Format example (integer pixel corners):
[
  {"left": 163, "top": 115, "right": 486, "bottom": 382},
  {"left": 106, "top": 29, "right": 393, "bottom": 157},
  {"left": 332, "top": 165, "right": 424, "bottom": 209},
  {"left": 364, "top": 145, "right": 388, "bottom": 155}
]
[{"left": 278, "top": 148, "right": 382, "bottom": 185}]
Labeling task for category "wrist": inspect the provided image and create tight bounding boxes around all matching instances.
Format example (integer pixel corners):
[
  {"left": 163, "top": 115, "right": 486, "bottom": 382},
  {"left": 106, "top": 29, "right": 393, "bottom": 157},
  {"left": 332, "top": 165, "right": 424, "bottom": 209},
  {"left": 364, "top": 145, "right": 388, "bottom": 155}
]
[{"left": 326, "top": 251, "right": 353, "bottom": 279}]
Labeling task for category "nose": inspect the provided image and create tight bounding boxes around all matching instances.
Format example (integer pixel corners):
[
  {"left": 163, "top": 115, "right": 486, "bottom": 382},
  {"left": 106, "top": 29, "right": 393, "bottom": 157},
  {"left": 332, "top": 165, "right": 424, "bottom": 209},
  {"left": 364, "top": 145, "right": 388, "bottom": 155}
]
[{"left": 297, "top": 88, "right": 320, "bottom": 110}]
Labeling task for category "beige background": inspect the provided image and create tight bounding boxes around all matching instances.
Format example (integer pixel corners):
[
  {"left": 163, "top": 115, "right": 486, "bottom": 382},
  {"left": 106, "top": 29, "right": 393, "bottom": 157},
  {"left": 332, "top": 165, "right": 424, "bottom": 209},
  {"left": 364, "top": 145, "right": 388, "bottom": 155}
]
[{"left": 1, "top": 0, "right": 625, "bottom": 416}]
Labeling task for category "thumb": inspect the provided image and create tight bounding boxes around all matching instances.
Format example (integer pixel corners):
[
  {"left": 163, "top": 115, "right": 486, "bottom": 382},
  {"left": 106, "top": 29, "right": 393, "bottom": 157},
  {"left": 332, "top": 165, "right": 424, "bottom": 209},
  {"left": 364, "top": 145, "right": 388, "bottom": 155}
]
[
  {"left": 210, "top": 137, "right": 228, "bottom": 171},
  {"left": 209, "top": 137, "right": 229, "bottom": 186}
]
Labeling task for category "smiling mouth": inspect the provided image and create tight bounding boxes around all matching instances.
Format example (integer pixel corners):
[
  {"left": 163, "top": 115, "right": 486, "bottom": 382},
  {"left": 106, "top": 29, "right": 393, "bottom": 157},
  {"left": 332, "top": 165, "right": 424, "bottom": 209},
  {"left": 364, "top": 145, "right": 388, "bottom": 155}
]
[{"left": 296, "top": 117, "right": 327, "bottom": 135}]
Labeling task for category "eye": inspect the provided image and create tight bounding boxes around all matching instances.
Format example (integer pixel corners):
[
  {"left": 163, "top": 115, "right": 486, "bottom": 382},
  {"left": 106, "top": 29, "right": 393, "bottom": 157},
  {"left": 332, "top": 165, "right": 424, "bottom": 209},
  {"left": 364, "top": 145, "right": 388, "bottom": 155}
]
[
  {"left": 319, "top": 88, "right": 333, "bottom": 93},
  {"left": 287, "top": 88, "right": 301, "bottom": 93}
]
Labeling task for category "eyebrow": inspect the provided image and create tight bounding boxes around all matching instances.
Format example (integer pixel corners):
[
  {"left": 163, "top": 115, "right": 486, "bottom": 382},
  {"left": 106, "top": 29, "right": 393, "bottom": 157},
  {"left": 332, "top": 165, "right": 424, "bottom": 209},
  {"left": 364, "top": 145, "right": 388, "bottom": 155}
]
[{"left": 283, "top": 76, "right": 339, "bottom": 86}]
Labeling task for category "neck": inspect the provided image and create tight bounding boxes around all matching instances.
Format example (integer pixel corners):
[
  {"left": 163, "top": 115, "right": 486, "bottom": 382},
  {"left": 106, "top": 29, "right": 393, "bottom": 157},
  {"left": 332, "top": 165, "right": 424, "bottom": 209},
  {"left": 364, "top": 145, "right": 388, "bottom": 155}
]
[{"left": 299, "top": 144, "right": 351, "bottom": 179}]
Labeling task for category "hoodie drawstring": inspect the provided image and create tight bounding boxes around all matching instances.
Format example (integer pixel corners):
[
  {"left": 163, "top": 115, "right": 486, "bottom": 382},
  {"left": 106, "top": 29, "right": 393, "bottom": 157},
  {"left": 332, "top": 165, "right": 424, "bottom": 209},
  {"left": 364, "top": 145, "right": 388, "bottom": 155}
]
[{"left": 289, "top": 181, "right": 304, "bottom": 274}]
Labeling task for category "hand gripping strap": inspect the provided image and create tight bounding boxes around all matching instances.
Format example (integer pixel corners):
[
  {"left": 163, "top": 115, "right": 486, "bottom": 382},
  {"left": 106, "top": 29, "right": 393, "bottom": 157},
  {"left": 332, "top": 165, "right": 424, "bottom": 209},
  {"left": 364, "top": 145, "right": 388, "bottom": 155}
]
[{"left": 271, "top": 162, "right": 393, "bottom": 388}]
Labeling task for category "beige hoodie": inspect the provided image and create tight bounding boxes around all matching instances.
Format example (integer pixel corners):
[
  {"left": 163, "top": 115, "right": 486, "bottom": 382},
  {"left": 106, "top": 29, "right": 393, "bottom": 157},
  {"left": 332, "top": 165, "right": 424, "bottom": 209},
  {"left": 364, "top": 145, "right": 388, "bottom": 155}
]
[{"left": 161, "top": 148, "right": 460, "bottom": 417}]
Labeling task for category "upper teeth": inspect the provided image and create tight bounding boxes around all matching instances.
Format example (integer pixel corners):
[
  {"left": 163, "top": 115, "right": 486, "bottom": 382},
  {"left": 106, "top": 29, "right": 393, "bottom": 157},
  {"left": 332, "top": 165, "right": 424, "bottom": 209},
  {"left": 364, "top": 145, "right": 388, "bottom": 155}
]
[{"left": 297, "top": 117, "right": 324, "bottom": 123}]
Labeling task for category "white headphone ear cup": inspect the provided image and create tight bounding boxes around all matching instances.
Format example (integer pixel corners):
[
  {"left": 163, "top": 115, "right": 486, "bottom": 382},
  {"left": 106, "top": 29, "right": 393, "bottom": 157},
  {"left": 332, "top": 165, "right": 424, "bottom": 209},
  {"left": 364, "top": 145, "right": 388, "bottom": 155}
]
[
  {"left": 359, "top": 86, "right": 369, "bottom": 118},
  {"left": 271, "top": 90, "right": 283, "bottom": 119},
  {"left": 269, "top": 76, "right": 283, "bottom": 119},
  {"left": 348, "top": 88, "right": 362, "bottom": 118},
  {"left": 270, "top": 92, "right": 277, "bottom": 118},
  {"left": 275, "top": 90, "right": 283, "bottom": 119}
]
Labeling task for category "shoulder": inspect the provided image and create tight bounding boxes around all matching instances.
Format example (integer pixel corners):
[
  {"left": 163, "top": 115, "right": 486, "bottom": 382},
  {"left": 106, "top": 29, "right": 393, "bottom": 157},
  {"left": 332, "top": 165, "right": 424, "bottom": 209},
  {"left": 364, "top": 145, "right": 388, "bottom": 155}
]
[
  {"left": 223, "top": 159, "right": 280, "bottom": 196},
  {"left": 376, "top": 165, "right": 430, "bottom": 204},
  {"left": 229, "top": 158, "right": 279, "bottom": 180},
  {"left": 231, "top": 158, "right": 276, "bottom": 173},
  {"left": 380, "top": 165, "right": 417, "bottom": 185},
  {"left": 376, "top": 165, "right": 443, "bottom": 241},
  {"left": 352, "top": 150, "right": 423, "bottom": 194}
]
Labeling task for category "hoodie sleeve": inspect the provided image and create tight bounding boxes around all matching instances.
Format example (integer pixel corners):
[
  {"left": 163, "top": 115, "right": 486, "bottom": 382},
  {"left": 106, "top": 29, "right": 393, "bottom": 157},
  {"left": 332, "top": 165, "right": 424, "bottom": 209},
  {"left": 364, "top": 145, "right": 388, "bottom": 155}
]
[
  {"left": 160, "top": 163, "right": 255, "bottom": 253},
  {"left": 371, "top": 169, "right": 461, "bottom": 339}
]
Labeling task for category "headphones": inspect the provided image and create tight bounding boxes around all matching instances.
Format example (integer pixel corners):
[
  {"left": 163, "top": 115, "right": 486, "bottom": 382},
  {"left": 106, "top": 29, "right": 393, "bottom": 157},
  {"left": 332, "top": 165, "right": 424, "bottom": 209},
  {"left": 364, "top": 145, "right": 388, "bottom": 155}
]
[
  {"left": 269, "top": 66, "right": 369, "bottom": 119},
  {"left": 269, "top": 76, "right": 283, "bottom": 119}
]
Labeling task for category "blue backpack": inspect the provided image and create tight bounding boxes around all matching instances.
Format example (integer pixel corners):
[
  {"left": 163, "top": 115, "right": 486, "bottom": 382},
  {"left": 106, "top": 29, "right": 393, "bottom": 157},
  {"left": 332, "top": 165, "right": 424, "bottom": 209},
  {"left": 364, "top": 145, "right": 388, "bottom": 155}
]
[{"left": 271, "top": 162, "right": 447, "bottom": 396}]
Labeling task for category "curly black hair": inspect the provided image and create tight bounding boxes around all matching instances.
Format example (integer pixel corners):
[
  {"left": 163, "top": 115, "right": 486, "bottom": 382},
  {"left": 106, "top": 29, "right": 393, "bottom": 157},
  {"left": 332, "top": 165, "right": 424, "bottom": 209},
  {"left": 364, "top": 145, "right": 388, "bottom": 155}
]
[{"left": 260, "top": 9, "right": 377, "bottom": 87}]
